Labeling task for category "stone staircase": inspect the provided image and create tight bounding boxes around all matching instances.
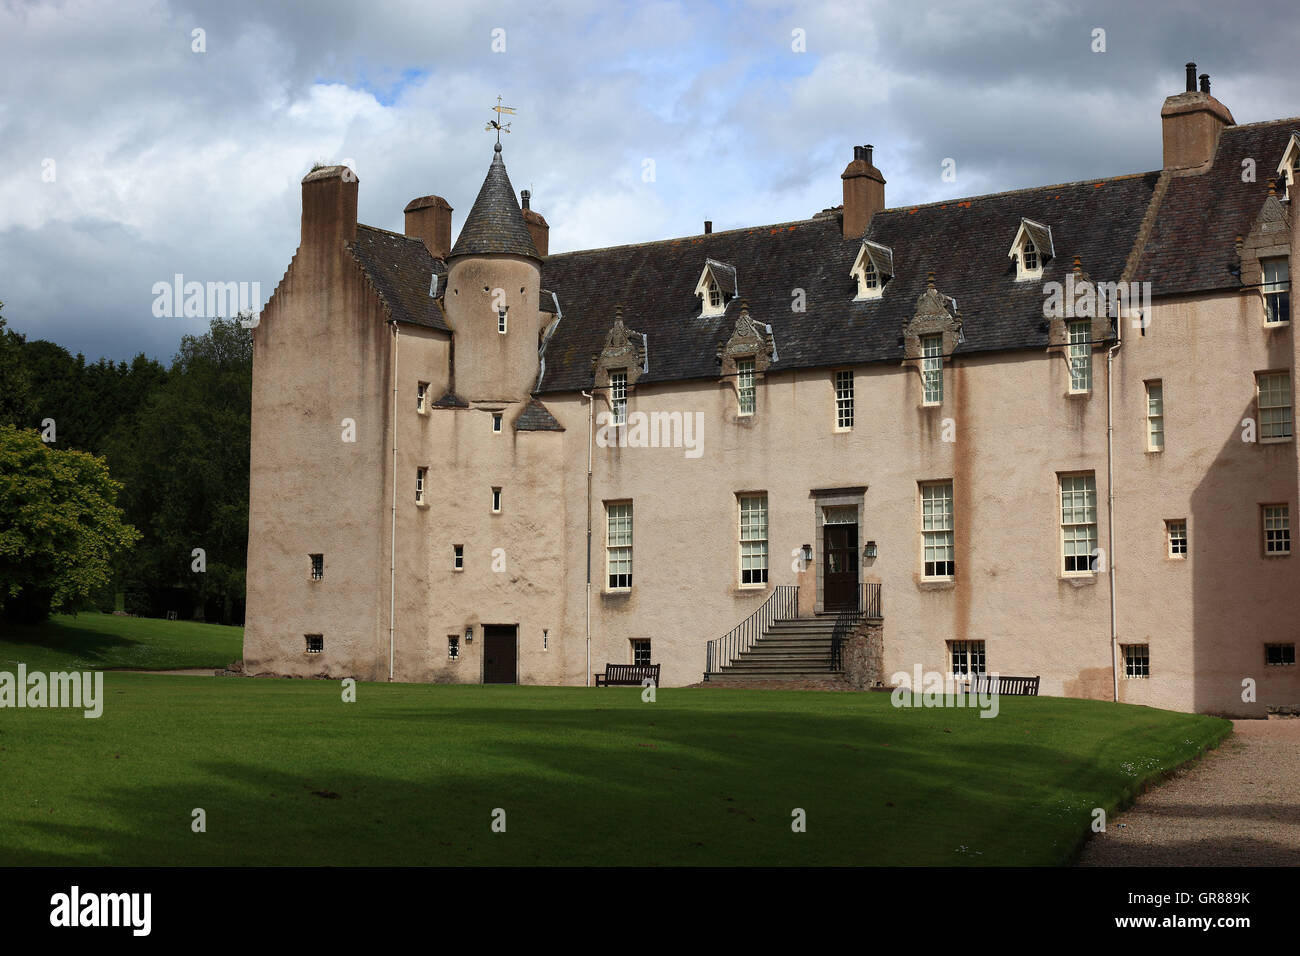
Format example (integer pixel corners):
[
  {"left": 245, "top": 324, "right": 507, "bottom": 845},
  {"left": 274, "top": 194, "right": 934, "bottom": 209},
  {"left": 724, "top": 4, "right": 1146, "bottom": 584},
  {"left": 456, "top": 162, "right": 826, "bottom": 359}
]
[{"left": 703, "top": 615, "right": 842, "bottom": 681}]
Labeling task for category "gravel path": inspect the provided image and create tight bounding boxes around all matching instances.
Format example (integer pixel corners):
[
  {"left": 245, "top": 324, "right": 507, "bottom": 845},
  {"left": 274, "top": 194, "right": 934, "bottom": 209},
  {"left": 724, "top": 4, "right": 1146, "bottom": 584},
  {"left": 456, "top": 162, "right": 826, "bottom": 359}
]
[{"left": 1077, "top": 718, "right": 1300, "bottom": 866}]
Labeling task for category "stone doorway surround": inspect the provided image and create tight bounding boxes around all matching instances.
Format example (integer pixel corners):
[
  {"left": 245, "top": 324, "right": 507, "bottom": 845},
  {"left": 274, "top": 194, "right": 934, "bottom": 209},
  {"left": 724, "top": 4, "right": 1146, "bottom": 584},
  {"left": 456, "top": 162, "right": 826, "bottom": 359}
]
[{"left": 809, "top": 486, "right": 866, "bottom": 614}]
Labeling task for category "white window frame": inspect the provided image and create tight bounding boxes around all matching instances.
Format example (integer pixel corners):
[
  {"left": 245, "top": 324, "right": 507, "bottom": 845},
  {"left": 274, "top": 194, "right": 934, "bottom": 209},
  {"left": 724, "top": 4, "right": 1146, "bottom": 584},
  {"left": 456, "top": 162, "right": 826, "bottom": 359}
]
[
  {"left": 492, "top": 413, "right": 503, "bottom": 433},
  {"left": 1262, "top": 258, "right": 1290, "bottom": 326},
  {"left": 491, "top": 487, "right": 502, "bottom": 513},
  {"left": 921, "top": 335, "right": 943, "bottom": 405},
  {"left": 835, "top": 370, "right": 854, "bottom": 430},
  {"left": 1146, "top": 380, "right": 1164, "bottom": 451},
  {"left": 1067, "top": 320, "right": 1092, "bottom": 393},
  {"left": 739, "top": 494, "right": 769, "bottom": 587},
  {"left": 1166, "top": 520, "right": 1187, "bottom": 559},
  {"left": 736, "top": 358, "right": 756, "bottom": 416},
  {"left": 1122, "top": 644, "right": 1150, "bottom": 679},
  {"left": 610, "top": 369, "right": 628, "bottom": 426},
  {"left": 605, "top": 502, "right": 633, "bottom": 590},
  {"left": 498, "top": 309, "right": 508, "bottom": 334},
  {"left": 1263, "top": 504, "right": 1290, "bottom": 556},
  {"left": 417, "top": 381, "right": 429, "bottom": 413},
  {"left": 1060, "top": 473, "right": 1098, "bottom": 575},
  {"left": 416, "top": 467, "right": 427, "bottom": 505},
  {"left": 453, "top": 544, "right": 464, "bottom": 571},
  {"left": 1257, "top": 372, "right": 1293, "bottom": 442},
  {"left": 921, "top": 481, "right": 955, "bottom": 579}
]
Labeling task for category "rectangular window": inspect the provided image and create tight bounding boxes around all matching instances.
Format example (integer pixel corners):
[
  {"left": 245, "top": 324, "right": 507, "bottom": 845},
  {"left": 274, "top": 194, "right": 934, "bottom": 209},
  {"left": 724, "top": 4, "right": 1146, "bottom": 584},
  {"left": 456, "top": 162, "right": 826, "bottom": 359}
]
[
  {"left": 631, "top": 639, "right": 651, "bottom": 666},
  {"left": 310, "top": 554, "right": 323, "bottom": 580},
  {"left": 835, "top": 370, "right": 854, "bottom": 429},
  {"left": 448, "top": 635, "right": 460, "bottom": 661},
  {"left": 606, "top": 502, "right": 633, "bottom": 589},
  {"left": 417, "top": 382, "right": 429, "bottom": 413},
  {"left": 498, "top": 309, "right": 507, "bottom": 334},
  {"left": 1166, "top": 521, "right": 1187, "bottom": 558},
  {"left": 305, "top": 634, "right": 323, "bottom": 654},
  {"left": 610, "top": 370, "right": 628, "bottom": 426},
  {"left": 949, "top": 640, "right": 986, "bottom": 676},
  {"left": 921, "top": 335, "right": 943, "bottom": 405},
  {"left": 453, "top": 544, "right": 464, "bottom": 571},
  {"left": 1263, "top": 504, "right": 1290, "bottom": 555},
  {"left": 1266, "top": 643, "right": 1296, "bottom": 666},
  {"left": 416, "top": 468, "right": 427, "bottom": 504},
  {"left": 921, "top": 482, "right": 955, "bottom": 578},
  {"left": 1123, "top": 644, "right": 1150, "bottom": 679},
  {"left": 1146, "top": 380, "right": 1164, "bottom": 451},
  {"left": 1257, "top": 372, "right": 1293, "bottom": 441},
  {"left": 739, "top": 494, "right": 769, "bottom": 585},
  {"left": 1262, "top": 258, "right": 1290, "bottom": 325},
  {"left": 737, "top": 358, "right": 756, "bottom": 416},
  {"left": 1060, "top": 474, "right": 1098, "bottom": 574},
  {"left": 491, "top": 487, "right": 502, "bottom": 513},
  {"left": 1067, "top": 320, "right": 1092, "bottom": 392},
  {"left": 492, "top": 413, "right": 503, "bottom": 433}
]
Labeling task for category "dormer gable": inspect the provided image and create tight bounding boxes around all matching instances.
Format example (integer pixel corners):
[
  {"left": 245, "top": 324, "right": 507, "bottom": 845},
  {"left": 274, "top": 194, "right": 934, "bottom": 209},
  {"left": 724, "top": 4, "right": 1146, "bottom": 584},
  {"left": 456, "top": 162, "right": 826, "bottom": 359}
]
[
  {"left": 1276, "top": 132, "right": 1300, "bottom": 202},
  {"left": 850, "top": 240, "right": 894, "bottom": 300},
  {"left": 1009, "top": 218, "right": 1054, "bottom": 280},
  {"left": 695, "top": 259, "right": 738, "bottom": 317}
]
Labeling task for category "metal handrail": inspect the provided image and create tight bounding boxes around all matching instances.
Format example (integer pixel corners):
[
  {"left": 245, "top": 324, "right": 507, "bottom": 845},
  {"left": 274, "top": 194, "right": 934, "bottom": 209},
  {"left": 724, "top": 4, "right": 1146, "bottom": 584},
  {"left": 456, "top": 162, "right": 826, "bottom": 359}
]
[
  {"left": 704, "top": 584, "right": 799, "bottom": 680},
  {"left": 830, "top": 583, "right": 884, "bottom": 670}
]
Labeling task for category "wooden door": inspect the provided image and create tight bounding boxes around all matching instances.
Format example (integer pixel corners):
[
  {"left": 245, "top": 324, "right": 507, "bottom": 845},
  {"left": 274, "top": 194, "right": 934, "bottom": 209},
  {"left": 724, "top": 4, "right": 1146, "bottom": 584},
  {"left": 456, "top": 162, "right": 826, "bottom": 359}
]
[
  {"left": 483, "top": 625, "right": 517, "bottom": 684},
  {"left": 823, "top": 523, "right": 859, "bottom": 610}
]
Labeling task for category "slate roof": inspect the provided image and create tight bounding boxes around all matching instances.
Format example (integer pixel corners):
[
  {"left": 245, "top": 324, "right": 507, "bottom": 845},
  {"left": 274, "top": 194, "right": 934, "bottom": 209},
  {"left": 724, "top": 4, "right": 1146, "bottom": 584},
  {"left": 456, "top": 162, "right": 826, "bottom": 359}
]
[
  {"left": 514, "top": 397, "right": 565, "bottom": 431},
  {"left": 1135, "top": 118, "right": 1299, "bottom": 295},
  {"left": 348, "top": 225, "right": 448, "bottom": 331},
  {"left": 536, "top": 171, "right": 1159, "bottom": 394},
  {"left": 448, "top": 143, "right": 541, "bottom": 261}
]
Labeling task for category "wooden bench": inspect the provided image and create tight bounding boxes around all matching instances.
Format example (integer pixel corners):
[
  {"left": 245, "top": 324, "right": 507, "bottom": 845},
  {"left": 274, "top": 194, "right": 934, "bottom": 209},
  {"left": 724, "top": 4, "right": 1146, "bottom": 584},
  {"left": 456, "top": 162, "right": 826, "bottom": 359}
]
[
  {"left": 595, "top": 663, "right": 660, "bottom": 687},
  {"left": 964, "top": 674, "right": 1040, "bottom": 696}
]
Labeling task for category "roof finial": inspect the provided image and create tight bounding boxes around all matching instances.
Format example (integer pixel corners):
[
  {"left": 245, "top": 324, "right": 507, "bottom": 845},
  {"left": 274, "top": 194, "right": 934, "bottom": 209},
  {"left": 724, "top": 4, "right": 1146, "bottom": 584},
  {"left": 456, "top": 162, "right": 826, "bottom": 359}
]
[{"left": 485, "top": 95, "right": 515, "bottom": 145}]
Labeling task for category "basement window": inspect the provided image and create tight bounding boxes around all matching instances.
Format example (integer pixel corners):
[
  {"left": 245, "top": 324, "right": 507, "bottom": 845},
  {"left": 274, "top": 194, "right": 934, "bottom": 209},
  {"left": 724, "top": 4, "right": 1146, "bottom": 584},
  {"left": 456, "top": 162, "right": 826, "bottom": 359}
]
[
  {"left": 1122, "top": 644, "right": 1150, "bottom": 679},
  {"left": 631, "top": 639, "right": 652, "bottom": 666},
  {"left": 305, "top": 634, "right": 323, "bottom": 655},
  {"left": 949, "top": 640, "right": 986, "bottom": 677},
  {"left": 448, "top": 635, "right": 460, "bottom": 661},
  {"left": 310, "top": 554, "right": 323, "bottom": 580},
  {"left": 1266, "top": 643, "right": 1296, "bottom": 666}
]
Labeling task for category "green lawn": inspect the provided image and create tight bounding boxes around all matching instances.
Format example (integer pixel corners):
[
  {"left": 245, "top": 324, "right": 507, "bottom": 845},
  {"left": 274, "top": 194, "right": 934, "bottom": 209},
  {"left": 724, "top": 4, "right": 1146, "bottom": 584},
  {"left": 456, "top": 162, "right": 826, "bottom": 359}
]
[
  {"left": 0, "top": 675, "right": 1229, "bottom": 866},
  {"left": 0, "top": 612, "right": 242, "bottom": 672}
]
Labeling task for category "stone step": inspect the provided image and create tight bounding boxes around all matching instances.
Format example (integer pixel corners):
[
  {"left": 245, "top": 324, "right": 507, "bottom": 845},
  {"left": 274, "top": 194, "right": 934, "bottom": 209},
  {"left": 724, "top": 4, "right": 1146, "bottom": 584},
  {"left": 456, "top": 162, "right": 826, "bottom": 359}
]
[{"left": 705, "top": 670, "right": 845, "bottom": 681}]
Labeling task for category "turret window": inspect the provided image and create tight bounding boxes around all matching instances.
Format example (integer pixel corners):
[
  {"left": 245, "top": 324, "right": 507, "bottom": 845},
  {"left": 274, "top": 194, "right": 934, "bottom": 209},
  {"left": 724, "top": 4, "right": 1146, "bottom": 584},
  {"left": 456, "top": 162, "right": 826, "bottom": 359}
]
[{"left": 498, "top": 309, "right": 508, "bottom": 334}]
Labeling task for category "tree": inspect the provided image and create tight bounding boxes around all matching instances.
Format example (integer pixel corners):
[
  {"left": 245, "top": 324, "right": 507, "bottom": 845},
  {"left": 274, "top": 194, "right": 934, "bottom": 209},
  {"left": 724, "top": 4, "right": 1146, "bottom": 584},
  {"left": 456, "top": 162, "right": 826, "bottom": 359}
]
[
  {"left": 0, "top": 306, "right": 35, "bottom": 427},
  {"left": 0, "top": 424, "right": 141, "bottom": 623}
]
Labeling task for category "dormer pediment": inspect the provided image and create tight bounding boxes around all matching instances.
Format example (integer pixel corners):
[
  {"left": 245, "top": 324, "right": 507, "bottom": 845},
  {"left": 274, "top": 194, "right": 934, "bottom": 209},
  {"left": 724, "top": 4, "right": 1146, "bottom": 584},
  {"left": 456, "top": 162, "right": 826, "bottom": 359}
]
[
  {"left": 850, "top": 240, "right": 894, "bottom": 300},
  {"left": 1276, "top": 132, "right": 1300, "bottom": 201},
  {"left": 1009, "top": 218, "right": 1054, "bottom": 280},
  {"left": 696, "top": 259, "right": 738, "bottom": 317}
]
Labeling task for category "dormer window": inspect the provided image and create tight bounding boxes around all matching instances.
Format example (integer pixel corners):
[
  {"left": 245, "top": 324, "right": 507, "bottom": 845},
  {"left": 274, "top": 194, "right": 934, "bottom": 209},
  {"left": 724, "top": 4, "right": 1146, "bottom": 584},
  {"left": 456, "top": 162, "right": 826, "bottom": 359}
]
[
  {"left": 1277, "top": 132, "right": 1300, "bottom": 202},
  {"left": 695, "top": 260, "right": 738, "bottom": 317},
  {"left": 1009, "top": 218, "right": 1053, "bottom": 281},
  {"left": 850, "top": 240, "right": 893, "bottom": 300}
]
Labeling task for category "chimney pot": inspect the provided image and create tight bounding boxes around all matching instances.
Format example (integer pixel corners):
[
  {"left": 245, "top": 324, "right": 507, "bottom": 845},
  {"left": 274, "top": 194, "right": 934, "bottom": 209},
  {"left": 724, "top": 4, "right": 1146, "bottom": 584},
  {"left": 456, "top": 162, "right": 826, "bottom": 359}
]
[
  {"left": 521, "top": 189, "right": 530, "bottom": 210},
  {"left": 704, "top": 220, "right": 712, "bottom": 234},
  {"left": 1185, "top": 62, "right": 1197, "bottom": 92},
  {"left": 519, "top": 193, "right": 550, "bottom": 257},
  {"left": 864, "top": 144, "right": 874, "bottom": 165},
  {"left": 1199, "top": 73, "right": 1210, "bottom": 94}
]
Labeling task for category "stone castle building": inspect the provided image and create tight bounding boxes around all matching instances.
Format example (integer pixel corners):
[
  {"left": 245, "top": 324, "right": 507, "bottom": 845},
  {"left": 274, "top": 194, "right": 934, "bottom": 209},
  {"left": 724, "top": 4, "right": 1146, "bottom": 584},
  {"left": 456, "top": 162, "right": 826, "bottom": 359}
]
[{"left": 245, "top": 64, "right": 1300, "bottom": 715}]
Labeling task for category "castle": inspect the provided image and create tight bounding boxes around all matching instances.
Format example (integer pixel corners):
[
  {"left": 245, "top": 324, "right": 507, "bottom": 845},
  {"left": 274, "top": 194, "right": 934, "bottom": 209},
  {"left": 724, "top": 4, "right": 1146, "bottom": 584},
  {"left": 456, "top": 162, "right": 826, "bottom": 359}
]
[{"left": 244, "top": 65, "right": 1300, "bottom": 715}]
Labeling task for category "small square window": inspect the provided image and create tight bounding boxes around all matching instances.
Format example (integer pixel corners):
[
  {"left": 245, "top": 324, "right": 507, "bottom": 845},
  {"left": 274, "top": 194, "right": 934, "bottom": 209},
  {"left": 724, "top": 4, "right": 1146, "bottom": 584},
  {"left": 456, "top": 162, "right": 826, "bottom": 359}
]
[
  {"left": 631, "top": 639, "right": 652, "bottom": 666},
  {"left": 492, "top": 487, "right": 502, "bottom": 513},
  {"left": 417, "top": 382, "right": 429, "bottom": 413},
  {"left": 1166, "top": 521, "right": 1187, "bottom": 558},
  {"left": 1123, "top": 644, "right": 1150, "bottom": 679},
  {"left": 310, "top": 553, "right": 324, "bottom": 580},
  {"left": 498, "top": 310, "right": 508, "bottom": 334},
  {"left": 448, "top": 634, "right": 460, "bottom": 661},
  {"left": 453, "top": 545, "right": 464, "bottom": 571},
  {"left": 492, "top": 413, "right": 503, "bottom": 433},
  {"left": 416, "top": 468, "right": 427, "bottom": 504},
  {"left": 306, "top": 634, "right": 323, "bottom": 654},
  {"left": 1265, "top": 643, "right": 1295, "bottom": 666}
]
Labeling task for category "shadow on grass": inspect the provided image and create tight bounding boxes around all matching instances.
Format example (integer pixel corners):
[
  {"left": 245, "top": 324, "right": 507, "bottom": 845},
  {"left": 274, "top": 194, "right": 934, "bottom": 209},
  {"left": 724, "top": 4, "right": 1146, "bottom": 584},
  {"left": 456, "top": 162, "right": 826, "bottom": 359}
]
[{"left": 0, "top": 689, "right": 1227, "bottom": 867}]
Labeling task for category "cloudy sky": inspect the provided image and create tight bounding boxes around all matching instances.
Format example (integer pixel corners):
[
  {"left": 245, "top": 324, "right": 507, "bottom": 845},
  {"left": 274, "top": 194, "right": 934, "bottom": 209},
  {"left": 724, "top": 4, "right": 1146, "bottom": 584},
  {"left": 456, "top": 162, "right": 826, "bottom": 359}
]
[{"left": 1, "top": 0, "right": 1297, "bottom": 362}]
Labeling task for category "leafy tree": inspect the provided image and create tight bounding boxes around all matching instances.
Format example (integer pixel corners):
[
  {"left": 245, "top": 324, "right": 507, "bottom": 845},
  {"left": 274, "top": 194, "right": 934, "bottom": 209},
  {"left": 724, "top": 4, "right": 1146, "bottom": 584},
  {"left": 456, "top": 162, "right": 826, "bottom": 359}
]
[
  {"left": 0, "top": 306, "right": 35, "bottom": 427},
  {"left": 0, "top": 424, "right": 141, "bottom": 623}
]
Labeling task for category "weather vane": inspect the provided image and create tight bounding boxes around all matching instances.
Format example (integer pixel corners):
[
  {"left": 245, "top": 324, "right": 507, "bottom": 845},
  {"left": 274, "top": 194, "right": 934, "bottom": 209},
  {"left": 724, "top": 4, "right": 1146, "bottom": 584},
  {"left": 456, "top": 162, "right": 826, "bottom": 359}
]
[{"left": 485, "top": 95, "right": 515, "bottom": 144}]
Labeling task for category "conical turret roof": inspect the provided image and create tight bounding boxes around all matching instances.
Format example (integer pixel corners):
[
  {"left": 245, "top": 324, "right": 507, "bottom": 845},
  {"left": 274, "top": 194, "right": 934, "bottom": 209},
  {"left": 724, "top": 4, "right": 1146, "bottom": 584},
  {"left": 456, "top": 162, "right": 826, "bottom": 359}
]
[{"left": 448, "top": 143, "right": 541, "bottom": 261}]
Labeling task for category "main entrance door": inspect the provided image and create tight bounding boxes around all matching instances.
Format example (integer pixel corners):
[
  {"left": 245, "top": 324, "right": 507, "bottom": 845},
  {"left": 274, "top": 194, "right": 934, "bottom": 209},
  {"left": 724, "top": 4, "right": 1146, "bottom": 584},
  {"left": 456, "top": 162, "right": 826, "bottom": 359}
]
[
  {"left": 483, "top": 625, "right": 518, "bottom": 684},
  {"left": 823, "top": 522, "right": 859, "bottom": 611}
]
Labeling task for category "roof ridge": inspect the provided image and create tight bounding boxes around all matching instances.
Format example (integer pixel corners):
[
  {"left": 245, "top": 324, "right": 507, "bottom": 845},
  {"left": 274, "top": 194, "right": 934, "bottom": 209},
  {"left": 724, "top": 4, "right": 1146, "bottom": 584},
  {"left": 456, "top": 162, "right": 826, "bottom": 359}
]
[
  {"left": 879, "top": 170, "right": 1159, "bottom": 216},
  {"left": 546, "top": 217, "right": 829, "bottom": 259},
  {"left": 356, "top": 222, "right": 426, "bottom": 244},
  {"left": 1223, "top": 116, "right": 1300, "bottom": 132}
]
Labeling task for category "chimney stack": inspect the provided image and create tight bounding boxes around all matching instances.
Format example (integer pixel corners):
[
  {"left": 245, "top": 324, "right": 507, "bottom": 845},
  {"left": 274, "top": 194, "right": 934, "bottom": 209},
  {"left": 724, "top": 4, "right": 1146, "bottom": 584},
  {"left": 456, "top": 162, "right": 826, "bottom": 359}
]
[
  {"left": 404, "top": 195, "right": 453, "bottom": 259},
  {"left": 1161, "top": 61, "right": 1234, "bottom": 171},
  {"left": 301, "top": 165, "right": 359, "bottom": 248},
  {"left": 519, "top": 189, "right": 549, "bottom": 257},
  {"left": 841, "top": 143, "right": 886, "bottom": 239}
]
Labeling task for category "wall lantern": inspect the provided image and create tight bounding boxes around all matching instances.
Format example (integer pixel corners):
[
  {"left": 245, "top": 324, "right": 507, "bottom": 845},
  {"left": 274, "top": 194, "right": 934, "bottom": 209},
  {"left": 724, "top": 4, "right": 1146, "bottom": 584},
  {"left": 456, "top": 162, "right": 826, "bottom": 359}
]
[
  {"left": 800, "top": 544, "right": 813, "bottom": 564},
  {"left": 864, "top": 541, "right": 878, "bottom": 559},
  {"left": 465, "top": 625, "right": 474, "bottom": 644}
]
